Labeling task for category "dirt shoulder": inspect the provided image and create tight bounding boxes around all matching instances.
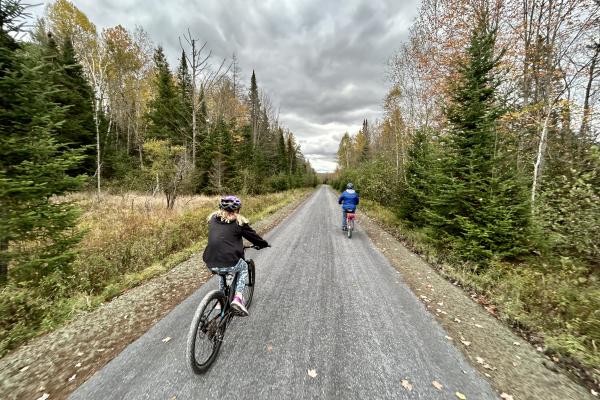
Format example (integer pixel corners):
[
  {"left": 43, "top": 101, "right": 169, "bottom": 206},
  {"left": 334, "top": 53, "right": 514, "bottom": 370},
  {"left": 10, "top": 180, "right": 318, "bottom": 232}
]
[
  {"left": 0, "top": 190, "right": 313, "bottom": 400},
  {"left": 359, "top": 212, "right": 595, "bottom": 400}
]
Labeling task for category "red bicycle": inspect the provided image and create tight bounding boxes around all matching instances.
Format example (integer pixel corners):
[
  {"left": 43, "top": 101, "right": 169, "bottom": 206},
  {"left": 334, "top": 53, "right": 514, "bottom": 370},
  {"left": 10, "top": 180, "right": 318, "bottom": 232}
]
[{"left": 346, "top": 212, "right": 356, "bottom": 238}]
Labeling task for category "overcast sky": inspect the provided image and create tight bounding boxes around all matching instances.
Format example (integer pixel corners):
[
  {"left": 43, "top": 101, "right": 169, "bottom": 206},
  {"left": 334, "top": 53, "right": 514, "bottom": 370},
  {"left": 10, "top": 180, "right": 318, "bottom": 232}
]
[{"left": 36, "top": 0, "right": 419, "bottom": 172}]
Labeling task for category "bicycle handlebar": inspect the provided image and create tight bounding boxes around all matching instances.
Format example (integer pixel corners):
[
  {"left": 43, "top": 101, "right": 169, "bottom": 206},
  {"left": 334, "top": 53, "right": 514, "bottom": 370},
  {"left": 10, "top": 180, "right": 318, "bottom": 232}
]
[{"left": 243, "top": 244, "right": 271, "bottom": 250}]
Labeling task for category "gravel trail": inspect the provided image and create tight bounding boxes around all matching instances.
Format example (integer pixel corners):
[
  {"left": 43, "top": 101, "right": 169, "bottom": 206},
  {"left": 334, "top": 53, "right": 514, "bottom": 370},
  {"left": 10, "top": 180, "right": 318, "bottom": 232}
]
[{"left": 70, "top": 186, "right": 498, "bottom": 400}]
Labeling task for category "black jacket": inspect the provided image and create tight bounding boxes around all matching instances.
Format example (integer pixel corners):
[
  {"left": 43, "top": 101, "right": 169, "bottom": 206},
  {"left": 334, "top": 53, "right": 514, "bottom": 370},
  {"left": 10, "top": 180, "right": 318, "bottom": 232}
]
[{"left": 202, "top": 214, "right": 269, "bottom": 268}]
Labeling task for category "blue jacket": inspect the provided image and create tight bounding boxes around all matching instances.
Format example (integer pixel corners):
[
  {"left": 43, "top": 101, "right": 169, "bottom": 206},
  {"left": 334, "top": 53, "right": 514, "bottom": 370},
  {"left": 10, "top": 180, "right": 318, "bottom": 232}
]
[{"left": 338, "top": 189, "right": 359, "bottom": 211}]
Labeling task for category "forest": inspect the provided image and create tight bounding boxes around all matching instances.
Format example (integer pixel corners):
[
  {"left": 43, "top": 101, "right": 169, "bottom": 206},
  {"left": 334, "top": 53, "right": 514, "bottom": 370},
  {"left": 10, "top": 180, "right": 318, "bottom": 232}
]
[
  {"left": 0, "top": 0, "right": 316, "bottom": 355},
  {"left": 334, "top": 0, "right": 599, "bottom": 378}
]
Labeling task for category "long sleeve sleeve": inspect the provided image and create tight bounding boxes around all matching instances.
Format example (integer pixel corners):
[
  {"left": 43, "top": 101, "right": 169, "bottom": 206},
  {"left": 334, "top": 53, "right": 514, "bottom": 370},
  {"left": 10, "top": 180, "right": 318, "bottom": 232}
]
[{"left": 241, "top": 224, "right": 269, "bottom": 248}]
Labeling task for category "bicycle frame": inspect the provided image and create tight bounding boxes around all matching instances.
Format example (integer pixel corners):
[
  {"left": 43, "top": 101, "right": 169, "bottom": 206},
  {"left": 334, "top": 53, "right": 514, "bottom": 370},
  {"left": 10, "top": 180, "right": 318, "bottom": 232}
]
[{"left": 213, "top": 249, "right": 256, "bottom": 338}]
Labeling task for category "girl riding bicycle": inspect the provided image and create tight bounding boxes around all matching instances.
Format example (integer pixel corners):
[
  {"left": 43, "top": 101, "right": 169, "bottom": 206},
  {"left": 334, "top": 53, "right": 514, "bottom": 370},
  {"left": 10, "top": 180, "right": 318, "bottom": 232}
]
[{"left": 202, "top": 195, "right": 269, "bottom": 316}]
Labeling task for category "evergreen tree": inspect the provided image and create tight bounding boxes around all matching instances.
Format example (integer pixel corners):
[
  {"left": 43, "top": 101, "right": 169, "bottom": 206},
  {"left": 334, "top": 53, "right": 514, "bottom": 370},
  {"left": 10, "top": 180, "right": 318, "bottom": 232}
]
[
  {"left": 276, "top": 127, "right": 288, "bottom": 173},
  {"left": 176, "top": 50, "right": 193, "bottom": 146},
  {"left": 361, "top": 119, "right": 370, "bottom": 161},
  {"left": 248, "top": 70, "right": 260, "bottom": 146},
  {"left": 0, "top": 2, "right": 85, "bottom": 285},
  {"left": 146, "top": 46, "right": 183, "bottom": 144},
  {"left": 42, "top": 34, "right": 95, "bottom": 175},
  {"left": 431, "top": 12, "right": 529, "bottom": 263},
  {"left": 398, "top": 128, "right": 437, "bottom": 227},
  {"left": 208, "top": 117, "right": 234, "bottom": 193},
  {"left": 194, "top": 89, "right": 211, "bottom": 191}
]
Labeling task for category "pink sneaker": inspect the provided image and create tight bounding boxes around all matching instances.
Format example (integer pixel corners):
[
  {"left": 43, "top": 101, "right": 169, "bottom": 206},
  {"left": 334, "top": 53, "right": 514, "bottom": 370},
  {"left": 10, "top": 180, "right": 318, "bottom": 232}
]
[{"left": 231, "top": 295, "right": 249, "bottom": 316}]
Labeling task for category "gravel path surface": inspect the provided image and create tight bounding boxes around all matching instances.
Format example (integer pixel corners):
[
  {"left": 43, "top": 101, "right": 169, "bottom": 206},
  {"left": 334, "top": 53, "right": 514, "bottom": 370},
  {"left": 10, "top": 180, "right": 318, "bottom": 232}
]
[
  {"left": 0, "top": 191, "right": 311, "bottom": 400},
  {"left": 70, "top": 186, "right": 498, "bottom": 400}
]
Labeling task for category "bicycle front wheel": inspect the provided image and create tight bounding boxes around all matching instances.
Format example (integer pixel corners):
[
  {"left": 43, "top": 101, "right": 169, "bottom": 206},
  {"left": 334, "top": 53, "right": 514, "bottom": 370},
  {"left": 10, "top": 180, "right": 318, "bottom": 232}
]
[
  {"left": 186, "top": 290, "right": 226, "bottom": 374},
  {"left": 243, "top": 260, "right": 255, "bottom": 309}
]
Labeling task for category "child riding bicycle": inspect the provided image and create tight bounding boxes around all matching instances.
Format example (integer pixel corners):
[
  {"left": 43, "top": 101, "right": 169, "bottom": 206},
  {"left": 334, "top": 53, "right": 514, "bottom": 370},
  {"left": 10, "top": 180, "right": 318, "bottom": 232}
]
[
  {"left": 202, "top": 195, "right": 269, "bottom": 316},
  {"left": 338, "top": 182, "right": 359, "bottom": 230}
]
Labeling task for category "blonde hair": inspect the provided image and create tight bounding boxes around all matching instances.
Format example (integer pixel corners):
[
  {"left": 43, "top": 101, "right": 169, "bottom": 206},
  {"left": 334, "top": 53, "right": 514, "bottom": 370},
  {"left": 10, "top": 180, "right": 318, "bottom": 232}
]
[{"left": 207, "top": 209, "right": 249, "bottom": 226}]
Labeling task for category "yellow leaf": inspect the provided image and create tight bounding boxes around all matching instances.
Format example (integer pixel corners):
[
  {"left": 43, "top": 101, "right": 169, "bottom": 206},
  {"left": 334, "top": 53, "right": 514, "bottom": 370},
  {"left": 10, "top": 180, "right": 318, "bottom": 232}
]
[
  {"left": 456, "top": 392, "right": 466, "bottom": 399},
  {"left": 401, "top": 379, "right": 413, "bottom": 391},
  {"left": 432, "top": 380, "right": 443, "bottom": 390}
]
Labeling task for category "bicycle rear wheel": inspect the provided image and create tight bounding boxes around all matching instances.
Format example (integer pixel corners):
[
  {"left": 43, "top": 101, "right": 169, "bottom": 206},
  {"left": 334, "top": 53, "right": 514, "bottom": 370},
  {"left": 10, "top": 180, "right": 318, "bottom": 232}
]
[
  {"left": 186, "top": 290, "right": 226, "bottom": 374},
  {"left": 347, "top": 220, "right": 353, "bottom": 238},
  {"left": 243, "top": 260, "right": 255, "bottom": 309}
]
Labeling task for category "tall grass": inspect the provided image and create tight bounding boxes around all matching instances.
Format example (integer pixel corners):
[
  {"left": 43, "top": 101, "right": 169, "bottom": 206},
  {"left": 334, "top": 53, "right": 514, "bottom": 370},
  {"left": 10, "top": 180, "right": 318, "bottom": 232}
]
[{"left": 0, "top": 189, "right": 308, "bottom": 357}]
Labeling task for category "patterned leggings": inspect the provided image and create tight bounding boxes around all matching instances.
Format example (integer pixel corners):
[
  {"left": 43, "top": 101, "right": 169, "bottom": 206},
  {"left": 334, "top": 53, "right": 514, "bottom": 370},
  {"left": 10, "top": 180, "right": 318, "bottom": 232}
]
[{"left": 209, "top": 259, "right": 248, "bottom": 294}]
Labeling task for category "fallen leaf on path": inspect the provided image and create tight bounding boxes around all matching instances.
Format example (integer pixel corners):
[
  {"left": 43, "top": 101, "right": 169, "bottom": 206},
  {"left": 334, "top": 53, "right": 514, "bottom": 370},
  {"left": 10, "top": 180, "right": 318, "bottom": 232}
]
[
  {"left": 36, "top": 394, "right": 49, "bottom": 400},
  {"left": 461, "top": 340, "right": 471, "bottom": 347},
  {"left": 401, "top": 379, "right": 413, "bottom": 391},
  {"left": 513, "top": 342, "right": 520, "bottom": 346},
  {"left": 75, "top": 362, "right": 82, "bottom": 368},
  {"left": 455, "top": 392, "right": 466, "bottom": 399},
  {"left": 432, "top": 380, "right": 443, "bottom": 390},
  {"left": 162, "top": 337, "right": 171, "bottom": 343},
  {"left": 476, "top": 356, "right": 485, "bottom": 365},
  {"left": 266, "top": 344, "right": 273, "bottom": 352},
  {"left": 445, "top": 336, "right": 453, "bottom": 341},
  {"left": 474, "top": 324, "right": 483, "bottom": 328},
  {"left": 67, "top": 374, "right": 76, "bottom": 382},
  {"left": 512, "top": 362, "right": 518, "bottom": 367},
  {"left": 454, "top": 318, "right": 462, "bottom": 323},
  {"left": 308, "top": 369, "right": 317, "bottom": 378},
  {"left": 20, "top": 366, "right": 29, "bottom": 372},
  {"left": 591, "top": 388, "right": 598, "bottom": 396},
  {"left": 500, "top": 393, "right": 514, "bottom": 400}
]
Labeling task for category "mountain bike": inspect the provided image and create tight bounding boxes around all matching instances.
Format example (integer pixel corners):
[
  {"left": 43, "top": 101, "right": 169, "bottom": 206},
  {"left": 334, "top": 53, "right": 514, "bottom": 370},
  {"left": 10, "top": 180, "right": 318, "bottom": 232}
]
[
  {"left": 186, "top": 245, "right": 263, "bottom": 374},
  {"left": 346, "top": 212, "right": 356, "bottom": 238}
]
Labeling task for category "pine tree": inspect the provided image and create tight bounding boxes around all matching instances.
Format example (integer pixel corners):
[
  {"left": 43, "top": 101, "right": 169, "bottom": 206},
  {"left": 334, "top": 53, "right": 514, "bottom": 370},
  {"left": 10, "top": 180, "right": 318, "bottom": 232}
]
[
  {"left": 0, "top": 2, "right": 85, "bottom": 284},
  {"left": 146, "top": 47, "right": 183, "bottom": 144},
  {"left": 248, "top": 70, "right": 260, "bottom": 147},
  {"left": 209, "top": 118, "right": 234, "bottom": 193},
  {"left": 360, "top": 119, "right": 370, "bottom": 161},
  {"left": 42, "top": 34, "right": 95, "bottom": 175},
  {"left": 431, "top": 12, "right": 529, "bottom": 263},
  {"left": 276, "top": 127, "right": 288, "bottom": 173},
  {"left": 176, "top": 50, "right": 193, "bottom": 147},
  {"left": 398, "top": 128, "right": 437, "bottom": 227}
]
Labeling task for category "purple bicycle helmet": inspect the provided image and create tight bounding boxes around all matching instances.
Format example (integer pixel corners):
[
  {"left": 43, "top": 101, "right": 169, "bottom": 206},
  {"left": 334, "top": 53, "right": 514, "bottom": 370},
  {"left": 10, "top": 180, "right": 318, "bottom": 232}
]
[{"left": 219, "top": 195, "right": 242, "bottom": 211}]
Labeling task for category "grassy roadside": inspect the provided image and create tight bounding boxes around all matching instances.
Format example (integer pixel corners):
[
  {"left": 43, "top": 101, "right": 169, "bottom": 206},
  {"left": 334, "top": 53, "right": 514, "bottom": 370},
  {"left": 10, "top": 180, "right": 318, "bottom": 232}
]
[
  {"left": 359, "top": 198, "right": 600, "bottom": 388},
  {"left": 0, "top": 188, "right": 312, "bottom": 358}
]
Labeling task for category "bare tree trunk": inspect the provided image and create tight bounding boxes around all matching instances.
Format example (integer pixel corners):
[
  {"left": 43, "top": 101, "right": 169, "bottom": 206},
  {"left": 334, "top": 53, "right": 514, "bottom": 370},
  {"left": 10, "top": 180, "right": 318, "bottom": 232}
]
[
  {"left": 93, "top": 98, "right": 101, "bottom": 197},
  {"left": 579, "top": 43, "right": 599, "bottom": 139},
  {"left": 531, "top": 108, "right": 552, "bottom": 211}
]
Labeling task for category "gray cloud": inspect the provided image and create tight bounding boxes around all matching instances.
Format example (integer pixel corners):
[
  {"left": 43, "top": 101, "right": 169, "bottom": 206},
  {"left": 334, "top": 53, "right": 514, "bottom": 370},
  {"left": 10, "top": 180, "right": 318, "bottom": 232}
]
[{"left": 46, "top": 0, "right": 418, "bottom": 172}]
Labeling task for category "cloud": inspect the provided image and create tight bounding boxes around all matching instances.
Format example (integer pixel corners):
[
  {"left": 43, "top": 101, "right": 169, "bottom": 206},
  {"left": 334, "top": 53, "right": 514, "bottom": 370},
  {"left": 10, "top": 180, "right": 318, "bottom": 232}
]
[{"left": 41, "top": 0, "right": 419, "bottom": 172}]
